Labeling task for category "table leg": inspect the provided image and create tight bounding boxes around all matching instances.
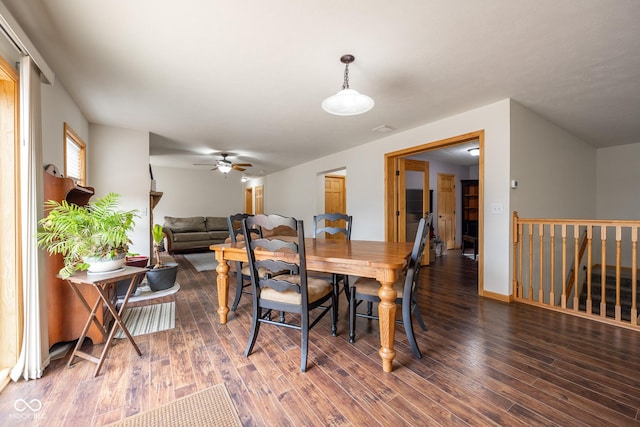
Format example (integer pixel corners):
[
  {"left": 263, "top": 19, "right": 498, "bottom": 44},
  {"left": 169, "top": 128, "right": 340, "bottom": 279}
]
[
  {"left": 215, "top": 254, "right": 230, "bottom": 324},
  {"left": 67, "top": 289, "right": 105, "bottom": 369},
  {"left": 92, "top": 282, "right": 139, "bottom": 376},
  {"left": 377, "top": 279, "right": 397, "bottom": 372}
]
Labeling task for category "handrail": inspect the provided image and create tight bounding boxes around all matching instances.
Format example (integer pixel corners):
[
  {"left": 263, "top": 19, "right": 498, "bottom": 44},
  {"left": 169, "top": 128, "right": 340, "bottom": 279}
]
[{"left": 512, "top": 212, "right": 640, "bottom": 330}]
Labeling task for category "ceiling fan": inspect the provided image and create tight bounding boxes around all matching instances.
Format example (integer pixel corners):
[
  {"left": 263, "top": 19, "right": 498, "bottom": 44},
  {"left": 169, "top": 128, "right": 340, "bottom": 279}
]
[{"left": 193, "top": 153, "right": 252, "bottom": 174}]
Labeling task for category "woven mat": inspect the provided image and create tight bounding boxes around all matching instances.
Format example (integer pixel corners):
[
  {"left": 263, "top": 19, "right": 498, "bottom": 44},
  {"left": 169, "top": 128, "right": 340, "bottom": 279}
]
[
  {"left": 183, "top": 252, "right": 218, "bottom": 272},
  {"left": 114, "top": 302, "right": 175, "bottom": 339},
  {"left": 108, "top": 384, "right": 242, "bottom": 427}
]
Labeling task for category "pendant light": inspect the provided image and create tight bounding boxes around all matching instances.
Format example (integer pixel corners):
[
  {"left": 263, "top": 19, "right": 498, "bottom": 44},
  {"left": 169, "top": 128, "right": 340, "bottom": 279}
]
[{"left": 322, "top": 54, "right": 374, "bottom": 116}]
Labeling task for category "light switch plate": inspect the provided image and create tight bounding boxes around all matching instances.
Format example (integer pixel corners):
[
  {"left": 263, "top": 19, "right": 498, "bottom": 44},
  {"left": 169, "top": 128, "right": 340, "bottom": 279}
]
[{"left": 491, "top": 203, "right": 504, "bottom": 215}]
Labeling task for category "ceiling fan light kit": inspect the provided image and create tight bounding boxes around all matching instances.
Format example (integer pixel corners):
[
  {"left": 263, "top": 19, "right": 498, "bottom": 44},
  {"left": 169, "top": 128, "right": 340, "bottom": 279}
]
[
  {"left": 217, "top": 161, "right": 232, "bottom": 174},
  {"left": 322, "top": 54, "right": 374, "bottom": 116}
]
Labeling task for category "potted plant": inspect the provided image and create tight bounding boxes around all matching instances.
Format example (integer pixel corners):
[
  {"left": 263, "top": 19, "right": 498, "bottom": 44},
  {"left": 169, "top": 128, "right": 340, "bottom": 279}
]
[
  {"left": 37, "top": 192, "right": 137, "bottom": 279},
  {"left": 145, "top": 223, "right": 178, "bottom": 291}
]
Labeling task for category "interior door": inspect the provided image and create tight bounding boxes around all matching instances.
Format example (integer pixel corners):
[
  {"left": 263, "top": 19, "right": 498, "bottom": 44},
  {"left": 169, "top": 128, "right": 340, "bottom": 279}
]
[
  {"left": 245, "top": 187, "right": 253, "bottom": 214},
  {"left": 437, "top": 173, "right": 456, "bottom": 249},
  {"left": 324, "top": 175, "right": 346, "bottom": 240},
  {"left": 255, "top": 185, "right": 264, "bottom": 214}
]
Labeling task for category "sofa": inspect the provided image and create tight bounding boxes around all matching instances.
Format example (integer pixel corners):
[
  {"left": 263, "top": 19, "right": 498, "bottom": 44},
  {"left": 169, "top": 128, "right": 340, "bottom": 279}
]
[{"left": 163, "top": 216, "right": 229, "bottom": 253}]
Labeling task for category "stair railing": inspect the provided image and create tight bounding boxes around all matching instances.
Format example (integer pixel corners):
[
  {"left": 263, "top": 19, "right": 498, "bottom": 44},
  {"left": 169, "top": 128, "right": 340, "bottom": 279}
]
[{"left": 512, "top": 212, "right": 640, "bottom": 330}]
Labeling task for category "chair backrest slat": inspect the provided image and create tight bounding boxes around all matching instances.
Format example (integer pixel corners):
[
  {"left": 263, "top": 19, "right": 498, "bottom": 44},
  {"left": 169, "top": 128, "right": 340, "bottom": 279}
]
[
  {"left": 243, "top": 214, "right": 308, "bottom": 300},
  {"left": 313, "top": 213, "right": 352, "bottom": 240}
]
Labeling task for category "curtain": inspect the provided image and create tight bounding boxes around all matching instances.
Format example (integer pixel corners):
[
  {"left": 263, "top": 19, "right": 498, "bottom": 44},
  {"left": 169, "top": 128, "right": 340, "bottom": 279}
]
[{"left": 10, "top": 55, "right": 49, "bottom": 381}]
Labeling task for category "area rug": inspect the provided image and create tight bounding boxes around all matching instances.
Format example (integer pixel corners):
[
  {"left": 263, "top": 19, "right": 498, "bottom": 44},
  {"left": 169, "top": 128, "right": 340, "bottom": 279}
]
[
  {"left": 107, "top": 384, "right": 242, "bottom": 427},
  {"left": 114, "top": 302, "right": 175, "bottom": 339},
  {"left": 183, "top": 252, "right": 218, "bottom": 272}
]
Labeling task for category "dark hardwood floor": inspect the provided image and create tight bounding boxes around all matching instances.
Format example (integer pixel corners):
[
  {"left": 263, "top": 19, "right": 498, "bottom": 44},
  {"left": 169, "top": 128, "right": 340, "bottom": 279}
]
[{"left": 2, "top": 250, "right": 640, "bottom": 426}]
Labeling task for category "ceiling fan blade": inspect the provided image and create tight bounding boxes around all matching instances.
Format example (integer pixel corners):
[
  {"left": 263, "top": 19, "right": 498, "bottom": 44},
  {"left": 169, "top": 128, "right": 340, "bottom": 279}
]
[
  {"left": 233, "top": 163, "right": 252, "bottom": 167},
  {"left": 232, "top": 165, "right": 246, "bottom": 172},
  {"left": 210, "top": 165, "right": 219, "bottom": 171}
]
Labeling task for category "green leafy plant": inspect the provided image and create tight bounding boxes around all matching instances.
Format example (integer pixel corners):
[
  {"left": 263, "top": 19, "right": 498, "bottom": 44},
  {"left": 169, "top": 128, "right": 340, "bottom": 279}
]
[
  {"left": 151, "top": 223, "right": 165, "bottom": 269},
  {"left": 37, "top": 192, "right": 138, "bottom": 278}
]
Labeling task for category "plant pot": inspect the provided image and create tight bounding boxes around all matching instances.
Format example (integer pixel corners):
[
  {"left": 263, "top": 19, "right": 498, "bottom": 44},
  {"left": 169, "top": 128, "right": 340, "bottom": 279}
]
[
  {"left": 116, "top": 256, "right": 150, "bottom": 297},
  {"left": 145, "top": 262, "right": 178, "bottom": 292},
  {"left": 84, "top": 253, "right": 126, "bottom": 274}
]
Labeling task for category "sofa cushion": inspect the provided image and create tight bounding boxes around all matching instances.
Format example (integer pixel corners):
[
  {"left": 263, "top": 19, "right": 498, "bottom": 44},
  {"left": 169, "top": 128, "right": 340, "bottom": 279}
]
[
  {"left": 173, "top": 232, "right": 211, "bottom": 242},
  {"left": 206, "top": 216, "right": 228, "bottom": 231},
  {"left": 164, "top": 216, "right": 206, "bottom": 232},
  {"left": 208, "top": 230, "right": 230, "bottom": 241}
]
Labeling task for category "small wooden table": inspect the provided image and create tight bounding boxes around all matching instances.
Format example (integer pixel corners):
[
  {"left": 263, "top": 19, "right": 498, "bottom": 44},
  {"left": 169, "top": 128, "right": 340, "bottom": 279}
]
[
  {"left": 64, "top": 266, "right": 147, "bottom": 377},
  {"left": 210, "top": 238, "right": 414, "bottom": 372}
]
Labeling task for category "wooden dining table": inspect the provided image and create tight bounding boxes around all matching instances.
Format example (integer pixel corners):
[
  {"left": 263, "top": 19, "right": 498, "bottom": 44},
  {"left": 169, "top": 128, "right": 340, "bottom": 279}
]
[{"left": 210, "top": 238, "right": 414, "bottom": 372}]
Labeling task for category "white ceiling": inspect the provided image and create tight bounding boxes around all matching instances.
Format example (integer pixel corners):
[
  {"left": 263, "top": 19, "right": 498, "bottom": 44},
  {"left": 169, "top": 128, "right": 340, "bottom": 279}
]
[{"left": 3, "top": 1, "right": 640, "bottom": 175}]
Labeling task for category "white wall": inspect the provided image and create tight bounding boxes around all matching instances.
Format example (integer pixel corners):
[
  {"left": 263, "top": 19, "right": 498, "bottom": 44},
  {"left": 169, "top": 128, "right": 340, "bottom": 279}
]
[
  {"left": 596, "top": 143, "right": 640, "bottom": 219},
  {"left": 266, "top": 99, "right": 512, "bottom": 296},
  {"left": 509, "top": 100, "right": 596, "bottom": 218},
  {"left": 153, "top": 166, "right": 244, "bottom": 222},
  {"left": 89, "top": 125, "right": 150, "bottom": 257},
  {"left": 41, "top": 80, "right": 89, "bottom": 173}
]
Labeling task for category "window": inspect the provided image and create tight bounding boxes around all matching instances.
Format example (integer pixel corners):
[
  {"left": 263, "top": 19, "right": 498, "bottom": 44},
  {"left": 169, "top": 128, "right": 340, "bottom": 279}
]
[{"left": 64, "top": 123, "right": 86, "bottom": 185}]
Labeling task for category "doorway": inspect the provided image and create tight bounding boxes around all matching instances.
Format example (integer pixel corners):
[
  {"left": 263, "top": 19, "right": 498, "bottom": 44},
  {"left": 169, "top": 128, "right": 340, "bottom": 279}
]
[
  {"left": 245, "top": 187, "right": 253, "bottom": 214},
  {"left": 384, "top": 130, "right": 484, "bottom": 294}
]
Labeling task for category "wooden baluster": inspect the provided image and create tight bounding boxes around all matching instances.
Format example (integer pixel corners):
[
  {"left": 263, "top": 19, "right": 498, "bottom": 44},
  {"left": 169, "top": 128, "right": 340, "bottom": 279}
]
[
  {"left": 561, "top": 224, "right": 567, "bottom": 309},
  {"left": 573, "top": 224, "right": 580, "bottom": 311},
  {"left": 550, "top": 225, "right": 555, "bottom": 306},
  {"left": 615, "top": 226, "right": 622, "bottom": 321},
  {"left": 586, "top": 225, "right": 593, "bottom": 315},
  {"left": 632, "top": 226, "right": 638, "bottom": 326},
  {"left": 539, "top": 224, "right": 544, "bottom": 303},
  {"left": 528, "top": 224, "right": 534, "bottom": 301},
  {"left": 600, "top": 226, "right": 607, "bottom": 318},
  {"left": 512, "top": 212, "right": 519, "bottom": 298},
  {"left": 518, "top": 221, "right": 524, "bottom": 298}
]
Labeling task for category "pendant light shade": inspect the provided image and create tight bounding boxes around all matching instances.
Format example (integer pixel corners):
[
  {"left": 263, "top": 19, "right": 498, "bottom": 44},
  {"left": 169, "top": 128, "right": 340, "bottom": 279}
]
[{"left": 322, "top": 54, "right": 374, "bottom": 116}]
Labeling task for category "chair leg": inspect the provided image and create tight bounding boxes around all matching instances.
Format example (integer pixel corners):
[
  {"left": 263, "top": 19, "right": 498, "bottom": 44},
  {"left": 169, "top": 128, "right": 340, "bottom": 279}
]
[
  {"left": 332, "top": 273, "right": 341, "bottom": 314},
  {"left": 366, "top": 301, "right": 373, "bottom": 316},
  {"left": 349, "top": 287, "right": 356, "bottom": 343},
  {"left": 403, "top": 300, "right": 422, "bottom": 359},
  {"left": 231, "top": 265, "right": 244, "bottom": 311},
  {"left": 300, "top": 312, "right": 309, "bottom": 372},
  {"left": 244, "top": 306, "right": 261, "bottom": 357},
  {"left": 413, "top": 298, "right": 427, "bottom": 331},
  {"left": 330, "top": 290, "right": 337, "bottom": 337},
  {"left": 342, "top": 276, "right": 350, "bottom": 306}
]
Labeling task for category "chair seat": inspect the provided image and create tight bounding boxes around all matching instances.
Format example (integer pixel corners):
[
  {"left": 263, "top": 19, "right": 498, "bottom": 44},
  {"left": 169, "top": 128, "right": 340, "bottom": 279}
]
[
  {"left": 352, "top": 276, "right": 404, "bottom": 298},
  {"left": 261, "top": 275, "right": 333, "bottom": 305}
]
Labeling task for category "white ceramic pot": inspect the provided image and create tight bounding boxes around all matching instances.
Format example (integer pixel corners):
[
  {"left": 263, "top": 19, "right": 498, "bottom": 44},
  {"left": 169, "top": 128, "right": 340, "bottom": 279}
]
[{"left": 84, "top": 253, "right": 126, "bottom": 274}]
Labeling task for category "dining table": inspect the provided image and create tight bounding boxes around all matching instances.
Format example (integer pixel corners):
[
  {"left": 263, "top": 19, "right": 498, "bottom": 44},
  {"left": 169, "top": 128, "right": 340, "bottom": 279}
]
[{"left": 210, "top": 238, "right": 414, "bottom": 372}]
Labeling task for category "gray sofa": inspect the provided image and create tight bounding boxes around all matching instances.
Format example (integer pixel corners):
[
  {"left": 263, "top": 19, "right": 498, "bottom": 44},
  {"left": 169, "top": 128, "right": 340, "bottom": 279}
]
[{"left": 163, "top": 216, "right": 229, "bottom": 253}]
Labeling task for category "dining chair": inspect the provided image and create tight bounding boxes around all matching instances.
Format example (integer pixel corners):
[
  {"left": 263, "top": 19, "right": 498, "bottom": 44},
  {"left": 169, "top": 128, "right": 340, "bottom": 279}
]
[
  {"left": 241, "top": 213, "right": 337, "bottom": 372},
  {"left": 311, "top": 212, "right": 353, "bottom": 311},
  {"left": 348, "top": 213, "right": 433, "bottom": 358}
]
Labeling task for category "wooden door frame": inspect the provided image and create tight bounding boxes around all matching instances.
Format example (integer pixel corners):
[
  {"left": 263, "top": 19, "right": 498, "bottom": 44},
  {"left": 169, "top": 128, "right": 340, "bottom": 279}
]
[{"left": 384, "top": 130, "right": 484, "bottom": 294}]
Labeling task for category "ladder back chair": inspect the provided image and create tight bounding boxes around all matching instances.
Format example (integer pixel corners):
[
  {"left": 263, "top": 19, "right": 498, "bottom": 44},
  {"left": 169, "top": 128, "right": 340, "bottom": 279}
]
[
  {"left": 348, "top": 213, "right": 432, "bottom": 358},
  {"left": 227, "top": 213, "right": 257, "bottom": 311},
  {"left": 311, "top": 212, "right": 353, "bottom": 310},
  {"left": 242, "top": 214, "right": 337, "bottom": 372}
]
